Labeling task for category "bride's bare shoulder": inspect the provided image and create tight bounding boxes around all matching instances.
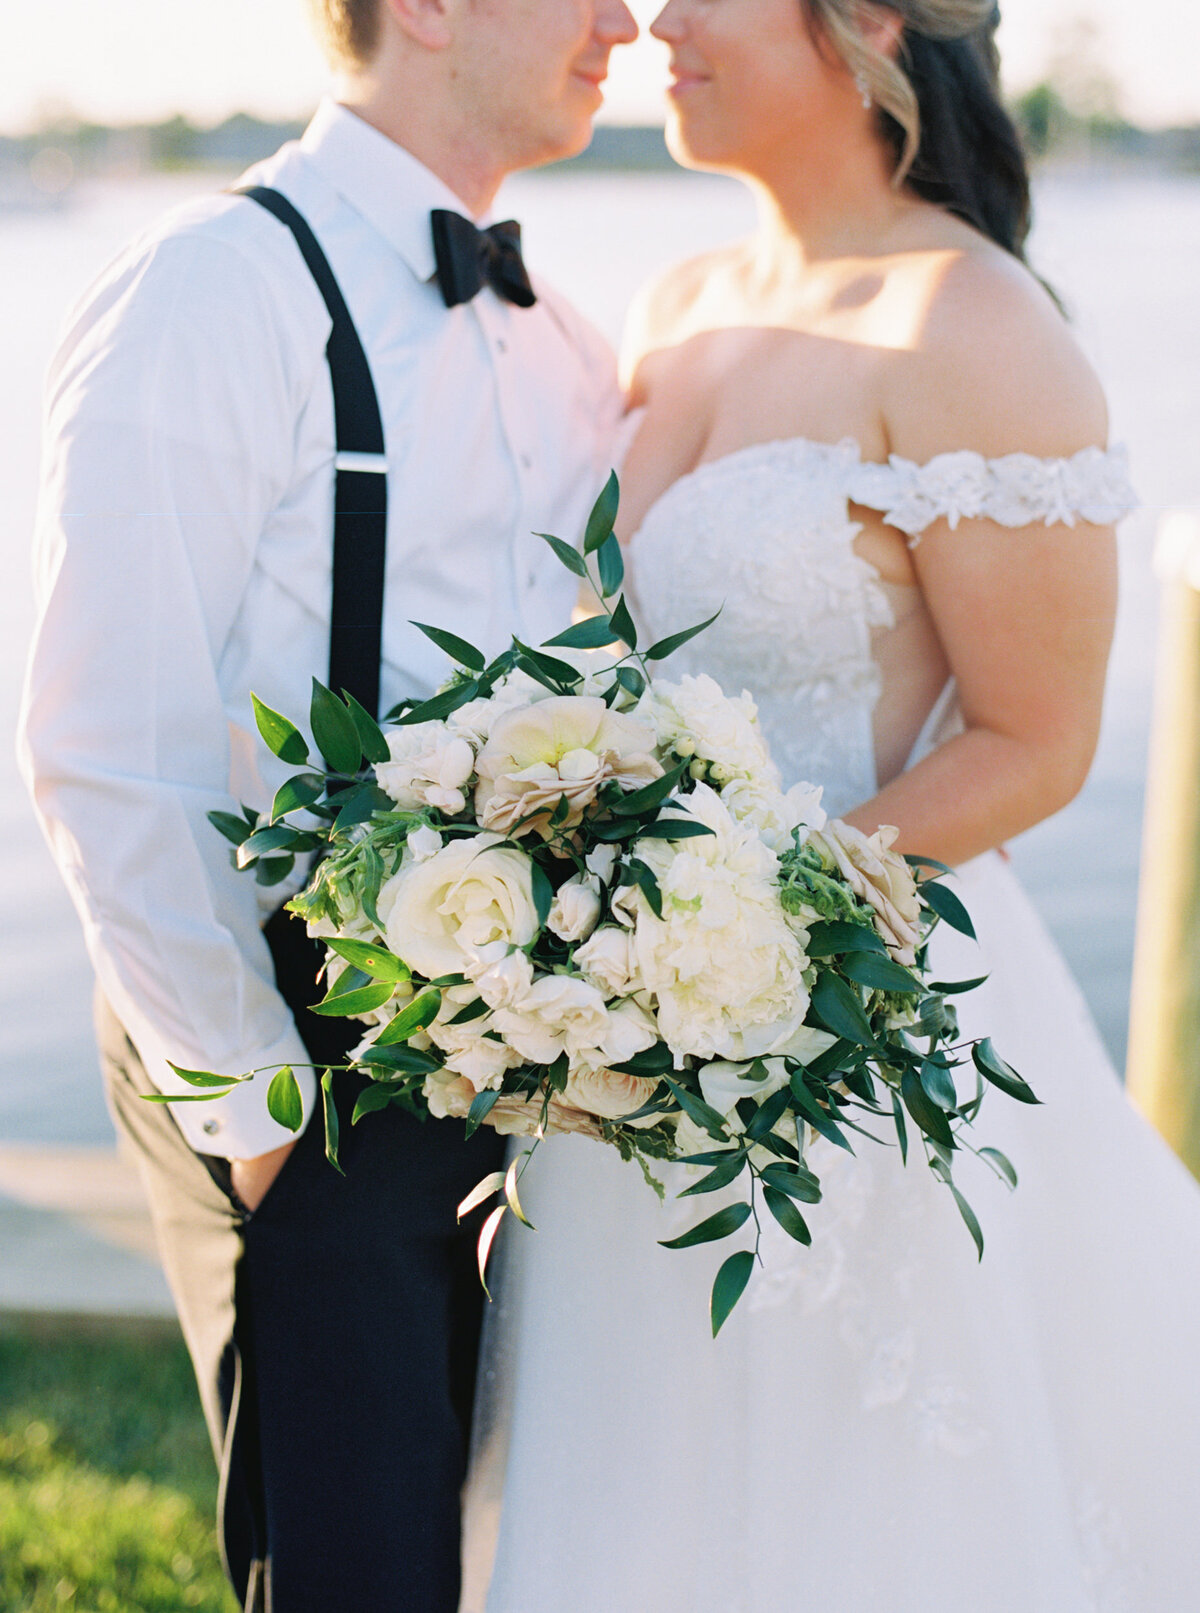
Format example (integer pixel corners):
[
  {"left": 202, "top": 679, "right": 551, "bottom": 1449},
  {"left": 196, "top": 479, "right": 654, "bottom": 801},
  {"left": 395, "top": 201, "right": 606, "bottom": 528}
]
[
  {"left": 620, "top": 245, "right": 743, "bottom": 395},
  {"left": 883, "top": 238, "right": 1109, "bottom": 463}
]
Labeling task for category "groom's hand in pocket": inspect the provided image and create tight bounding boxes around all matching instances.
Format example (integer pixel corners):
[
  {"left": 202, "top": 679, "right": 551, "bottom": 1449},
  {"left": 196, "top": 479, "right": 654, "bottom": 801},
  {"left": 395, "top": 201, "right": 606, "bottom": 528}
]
[{"left": 231, "top": 1141, "right": 296, "bottom": 1213}]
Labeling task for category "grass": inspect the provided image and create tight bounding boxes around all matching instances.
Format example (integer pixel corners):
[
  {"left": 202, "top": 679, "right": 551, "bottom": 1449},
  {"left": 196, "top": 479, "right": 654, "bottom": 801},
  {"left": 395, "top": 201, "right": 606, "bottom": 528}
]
[{"left": 0, "top": 1314, "right": 237, "bottom": 1613}]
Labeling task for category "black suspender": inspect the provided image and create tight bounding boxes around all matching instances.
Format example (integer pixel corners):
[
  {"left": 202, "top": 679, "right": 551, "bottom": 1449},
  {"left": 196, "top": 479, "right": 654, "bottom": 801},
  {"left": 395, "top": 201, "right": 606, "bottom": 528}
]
[{"left": 234, "top": 185, "right": 388, "bottom": 719}]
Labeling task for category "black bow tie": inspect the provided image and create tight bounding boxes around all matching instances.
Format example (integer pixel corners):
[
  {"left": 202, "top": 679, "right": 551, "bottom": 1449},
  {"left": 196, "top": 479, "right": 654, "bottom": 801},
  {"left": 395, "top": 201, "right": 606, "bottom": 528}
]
[{"left": 430, "top": 210, "right": 537, "bottom": 310}]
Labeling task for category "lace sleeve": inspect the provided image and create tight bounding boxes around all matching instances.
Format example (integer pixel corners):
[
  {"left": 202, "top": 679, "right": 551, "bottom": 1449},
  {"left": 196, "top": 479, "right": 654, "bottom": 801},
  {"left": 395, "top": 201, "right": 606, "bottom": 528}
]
[{"left": 849, "top": 444, "right": 1138, "bottom": 545}]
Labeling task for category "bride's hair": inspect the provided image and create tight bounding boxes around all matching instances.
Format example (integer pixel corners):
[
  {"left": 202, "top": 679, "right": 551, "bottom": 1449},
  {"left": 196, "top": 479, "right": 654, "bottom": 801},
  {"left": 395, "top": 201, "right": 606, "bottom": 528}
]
[{"left": 805, "top": 1, "right": 1032, "bottom": 259}]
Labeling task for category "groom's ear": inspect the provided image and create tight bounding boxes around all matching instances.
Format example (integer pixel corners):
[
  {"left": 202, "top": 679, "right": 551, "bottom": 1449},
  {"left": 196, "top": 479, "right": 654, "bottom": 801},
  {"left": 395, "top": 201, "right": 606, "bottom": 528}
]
[{"left": 382, "top": 0, "right": 455, "bottom": 51}]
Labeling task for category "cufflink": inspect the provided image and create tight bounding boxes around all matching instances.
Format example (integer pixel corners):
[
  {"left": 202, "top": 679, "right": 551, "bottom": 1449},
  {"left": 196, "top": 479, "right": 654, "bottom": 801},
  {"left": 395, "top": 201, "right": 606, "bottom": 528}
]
[{"left": 202, "top": 1119, "right": 221, "bottom": 1136}]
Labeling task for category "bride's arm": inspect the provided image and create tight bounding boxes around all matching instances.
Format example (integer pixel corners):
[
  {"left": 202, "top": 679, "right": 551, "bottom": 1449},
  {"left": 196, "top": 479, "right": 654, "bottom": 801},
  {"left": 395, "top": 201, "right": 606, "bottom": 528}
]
[{"left": 842, "top": 251, "right": 1120, "bottom": 867}]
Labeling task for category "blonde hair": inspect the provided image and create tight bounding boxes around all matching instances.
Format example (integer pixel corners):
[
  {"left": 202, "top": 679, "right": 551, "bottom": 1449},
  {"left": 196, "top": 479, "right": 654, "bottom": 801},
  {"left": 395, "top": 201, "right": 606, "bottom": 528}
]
[
  {"left": 807, "top": 0, "right": 1000, "bottom": 182},
  {"left": 309, "top": 0, "right": 382, "bottom": 67}
]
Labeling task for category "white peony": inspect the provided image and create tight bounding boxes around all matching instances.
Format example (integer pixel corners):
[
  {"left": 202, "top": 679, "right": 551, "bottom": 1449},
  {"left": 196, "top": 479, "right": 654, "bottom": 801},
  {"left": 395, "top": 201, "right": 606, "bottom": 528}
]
[
  {"left": 720, "top": 776, "right": 827, "bottom": 853},
  {"left": 491, "top": 974, "right": 611, "bottom": 1066},
  {"left": 574, "top": 924, "right": 642, "bottom": 996},
  {"left": 639, "top": 673, "right": 775, "bottom": 782},
  {"left": 547, "top": 874, "right": 602, "bottom": 944},
  {"left": 376, "top": 721, "right": 476, "bottom": 815},
  {"left": 627, "top": 784, "right": 810, "bottom": 1063},
  {"left": 377, "top": 832, "right": 539, "bottom": 979}
]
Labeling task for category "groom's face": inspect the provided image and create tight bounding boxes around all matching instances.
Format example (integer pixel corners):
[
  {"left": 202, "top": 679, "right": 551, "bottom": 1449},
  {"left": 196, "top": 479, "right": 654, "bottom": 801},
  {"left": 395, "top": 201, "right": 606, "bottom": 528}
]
[{"left": 457, "top": 0, "right": 639, "bottom": 167}]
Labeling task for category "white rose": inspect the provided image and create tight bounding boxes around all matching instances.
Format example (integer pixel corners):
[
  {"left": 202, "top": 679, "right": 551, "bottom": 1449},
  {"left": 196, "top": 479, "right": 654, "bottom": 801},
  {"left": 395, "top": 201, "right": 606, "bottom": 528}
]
[
  {"left": 585, "top": 843, "right": 619, "bottom": 885},
  {"left": 428, "top": 1016, "right": 521, "bottom": 1092},
  {"left": 492, "top": 974, "right": 610, "bottom": 1065},
  {"left": 547, "top": 874, "right": 602, "bottom": 944},
  {"left": 406, "top": 824, "right": 444, "bottom": 861},
  {"left": 376, "top": 722, "right": 476, "bottom": 815},
  {"left": 377, "top": 832, "right": 539, "bottom": 979},
  {"left": 574, "top": 924, "right": 641, "bottom": 996},
  {"left": 464, "top": 943, "right": 535, "bottom": 1011},
  {"left": 569, "top": 999, "right": 659, "bottom": 1077}
]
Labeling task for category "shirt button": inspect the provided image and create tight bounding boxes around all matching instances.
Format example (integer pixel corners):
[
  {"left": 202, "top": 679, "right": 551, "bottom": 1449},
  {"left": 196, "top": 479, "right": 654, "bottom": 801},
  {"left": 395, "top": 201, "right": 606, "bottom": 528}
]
[
  {"left": 520, "top": 453, "right": 533, "bottom": 470},
  {"left": 496, "top": 337, "right": 508, "bottom": 354},
  {"left": 202, "top": 1119, "right": 221, "bottom": 1136}
]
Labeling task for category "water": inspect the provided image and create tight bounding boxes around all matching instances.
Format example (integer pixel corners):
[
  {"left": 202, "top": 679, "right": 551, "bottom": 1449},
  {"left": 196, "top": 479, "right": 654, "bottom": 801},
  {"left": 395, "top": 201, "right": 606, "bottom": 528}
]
[{"left": 2, "top": 164, "right": 1197, "bottom": 1143}]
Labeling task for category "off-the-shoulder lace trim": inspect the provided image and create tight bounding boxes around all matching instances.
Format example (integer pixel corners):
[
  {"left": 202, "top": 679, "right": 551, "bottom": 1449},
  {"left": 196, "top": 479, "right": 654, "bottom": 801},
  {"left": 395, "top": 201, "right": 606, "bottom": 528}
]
[
  {"left": 848, "top": 442, "right": 1138, "bottom": 541},
  {"left": 631, "top": 435, "right": 1137, "bottom": 546}
]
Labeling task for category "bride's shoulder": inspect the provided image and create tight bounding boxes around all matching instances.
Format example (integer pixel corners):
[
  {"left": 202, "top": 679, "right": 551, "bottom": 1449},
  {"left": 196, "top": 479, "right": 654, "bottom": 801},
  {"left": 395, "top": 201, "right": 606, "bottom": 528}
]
[
  {"left": 883, "top": 239, "right": 1109, "bottom": 464},
  {"left": 619, "top": 245, "right": 743, "bottom": 392}
]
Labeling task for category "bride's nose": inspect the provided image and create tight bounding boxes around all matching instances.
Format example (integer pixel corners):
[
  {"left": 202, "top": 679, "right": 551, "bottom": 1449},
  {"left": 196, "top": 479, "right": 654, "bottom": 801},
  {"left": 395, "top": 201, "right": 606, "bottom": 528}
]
[{"left": 650, "top": 0, "right": 687, "bottom": 44}]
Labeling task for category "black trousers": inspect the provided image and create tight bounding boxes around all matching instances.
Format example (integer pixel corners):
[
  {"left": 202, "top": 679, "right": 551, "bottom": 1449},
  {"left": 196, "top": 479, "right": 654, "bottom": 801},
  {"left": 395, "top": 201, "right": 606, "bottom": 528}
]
[{"left": 100, "top": 911, "right": 506, "bottom": 1612}]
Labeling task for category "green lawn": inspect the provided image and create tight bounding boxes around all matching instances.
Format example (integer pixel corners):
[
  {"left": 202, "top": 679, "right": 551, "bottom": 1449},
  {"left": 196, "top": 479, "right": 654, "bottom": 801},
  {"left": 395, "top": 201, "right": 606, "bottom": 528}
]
[{"left": 0, "top": 1314, "right": 236, "bottom": 1613}]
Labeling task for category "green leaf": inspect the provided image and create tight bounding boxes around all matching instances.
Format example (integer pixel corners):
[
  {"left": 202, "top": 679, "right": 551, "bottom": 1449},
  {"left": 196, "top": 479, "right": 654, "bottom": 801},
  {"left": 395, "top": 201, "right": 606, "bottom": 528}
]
[
  {"left": 678, "top": 1151, "right": 747, "bottom": 1197},
  {"left": 262, "top": 1066, "right": 302, "bottom": 1131},
  {"left": 626, "top": 857, "right": 663, "bottom": 919},
  {"left": 255, "top": 855, "right": 295, "bottom": 887},
  {"left": 744, "top": 1086, "right": 792, "bottom": 1143},
  {"left": 644, "top": 609, "right": 721, "bottom": 663},
  {"left": 611, "top": 759, "right": 689, "bottom": 818},
  {"left": 662, "top": 1075, "right": 730, "bottom": 1141},
  {"left": 928, "top": 976, "right": 989, "bottom": 995},
  {"left": 372, "top": 989, "right": 442, "bottom": 1046},
  {"left": 358, "top": 1044, "right": 441, "bottom": 1075},
  {"left": 325, "top": 938, "right": 408, "bottom": 983},
  {"left": 760, "top": 1162, "right": 823, "bottom": 1204},
  {"left": 978, "top": 1146, "right": 1018, "bottom": 1190},
  {"left": 536, "top": 531, "right": 588, "bottom": 579},
  {"left": 310, "top": 679, "right": 364, "bottom": 775},
  {"left": 504, "top": 1156, "right": 536, "bottom": 1229},
  {"left": 921, "top": 880, "right": 977, "bottom": 940},
  {"left": 270, "top": 772, "right": 326, "bottom": 823},
  {"left": 842, "top": 952, "right": 922, "bottom": 995},
  {"left": 972, "top": 1039, "right": 1040, "bottom": 1105},
  {"left": 411, "top": 620, "right": 487, "bottom": 673},
  {"left": 394, "top": 680, "right": 480, "bottom": 726},
  {"left": 919, "top": 1059, "right": 959, "bottom": 1113},
  {"left": 458, "top": 1171, "right": 506, "bottom": 1221},
  {"left": 512, "top": 640, "right": 582, "bottom": 689},
  {"left": 143, "top": 1091, "right": 235, "bottom": 1103},
  {"left": 635, "top": 818, "right": 716, "bottom": 842},
  {"left": 448, "top": 996, "right": 491, "bottom": 1026},
  {"left": 237, "top": 824, "right": 299, "bottom": 867},
  {"left": 659, "top": 1199, "right": 752, "bottom": 1250},
  {"left": 949, "top": 1183, "right": 984, "bottom": 1260},
  {"left": 352, "top": 1083, "right": 396, "bottom": 1124},
  {"left": 804, "top": 919, "right": 887, "bottom": 958},
  {"left": 609, "top": 1043, "right": 674, "bottom": 1076},
  {"left": 900, "top": 1067, "right": 955, "bottom": 1147},
  {"left": 583, "top": 469, "right": 620, "bottom": 555},
  {"left": 905, "top": 852, "right": 955, "bottom": 877},
  {"left": 763, "top": 1185, "right": 812, "bottom": 1246},
  {"left": 331, "top": 783, "right": 394, "bottom": 834},
  {"left": 466, "top": 1086, "right": 501, "bottom": 1139},
  {"left": 810, "top": 973, "right": 878, "bottom": 1048},
  {"left": 789, "top": 1072, "right": 855, "bottom": 1153},
  {"left": 892, "top": 1089, "right": 908, "bottom": 1165},
  {"left": 344, "top": 692, "right": 392, "bottom": 765},
  {"left": 616, "top": 666, "right": 646, "bottom": 700},
  {"left": 596, "top": 532, "right": 624, "bottom": 598},
  {"left": 609, "top": 594, "right": 637, "bottom": 650},
  {"left": 251, "top": 693, "right": 309, "bottom": 765},
  {"left": 310, "top": 978, "right": 396, "bottom": 1017},
  {"left": 542, "top": 616, "right": 621, "bottom": 650},
  {"left": 530, "top": 861, "right": 555, "bottom": 929},
  {"left": 321, "top": 1069, "right": 343, "bottom": 1173},
  {"left": 711, "top": 1249, "right": 754, "bottom": 1337},
  {"left": 166, "top": 1063, "right": 246, "bottom": 1088},
  {"left": 209, "top": 810, "right": 254, "bottom": 847}
]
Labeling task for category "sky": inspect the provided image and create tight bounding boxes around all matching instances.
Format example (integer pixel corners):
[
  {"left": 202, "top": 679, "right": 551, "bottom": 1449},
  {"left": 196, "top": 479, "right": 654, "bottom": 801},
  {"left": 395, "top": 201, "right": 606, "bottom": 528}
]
[{"left": 3, "top": 0, "right": 1200, "bottom": 136}]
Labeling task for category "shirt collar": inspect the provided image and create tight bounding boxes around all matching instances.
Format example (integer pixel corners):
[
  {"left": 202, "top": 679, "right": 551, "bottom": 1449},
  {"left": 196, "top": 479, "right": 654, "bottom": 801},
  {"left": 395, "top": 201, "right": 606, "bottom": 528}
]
[{"left": 300, "top": 98, "right": 480, "bottom": 283}]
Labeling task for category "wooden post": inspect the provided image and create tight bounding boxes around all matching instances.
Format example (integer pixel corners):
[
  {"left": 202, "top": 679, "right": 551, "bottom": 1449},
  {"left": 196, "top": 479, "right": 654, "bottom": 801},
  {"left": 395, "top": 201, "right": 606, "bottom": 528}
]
[{"left": 1127, "top": 510, "right": 1200, "bottom": 1180}]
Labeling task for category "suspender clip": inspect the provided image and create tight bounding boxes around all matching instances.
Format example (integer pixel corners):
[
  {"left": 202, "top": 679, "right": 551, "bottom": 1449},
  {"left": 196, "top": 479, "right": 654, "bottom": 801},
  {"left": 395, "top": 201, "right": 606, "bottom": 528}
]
[{"left": 335, "top": 451, "right": 388, "bottom": 475}]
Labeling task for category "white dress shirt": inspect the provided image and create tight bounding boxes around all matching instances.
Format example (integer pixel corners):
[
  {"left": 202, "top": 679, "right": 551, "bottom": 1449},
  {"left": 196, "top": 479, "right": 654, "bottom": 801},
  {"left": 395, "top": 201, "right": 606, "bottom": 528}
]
[{"left": 19, "top": 100, "right": 623, "bottom": 1158}]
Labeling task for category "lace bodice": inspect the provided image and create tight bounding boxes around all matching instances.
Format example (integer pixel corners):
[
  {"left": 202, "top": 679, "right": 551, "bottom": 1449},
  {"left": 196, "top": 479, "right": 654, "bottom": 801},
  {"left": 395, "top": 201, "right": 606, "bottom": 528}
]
[{"left": 629, "top": 436, "right": 1135, "bottom": 817}]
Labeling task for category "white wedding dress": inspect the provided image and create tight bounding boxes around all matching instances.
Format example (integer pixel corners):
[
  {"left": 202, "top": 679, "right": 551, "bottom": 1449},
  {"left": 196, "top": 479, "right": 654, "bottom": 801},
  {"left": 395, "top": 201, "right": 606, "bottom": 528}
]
[{"left": 463, "top": 438, "right": 1200, "bottom": 1613}]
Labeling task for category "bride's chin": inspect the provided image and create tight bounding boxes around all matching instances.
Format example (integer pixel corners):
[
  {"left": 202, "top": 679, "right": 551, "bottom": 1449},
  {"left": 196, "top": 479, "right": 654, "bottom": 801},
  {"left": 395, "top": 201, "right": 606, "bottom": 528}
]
[{"left": 664, "top": 119, "right": 732, "bottom": 172}]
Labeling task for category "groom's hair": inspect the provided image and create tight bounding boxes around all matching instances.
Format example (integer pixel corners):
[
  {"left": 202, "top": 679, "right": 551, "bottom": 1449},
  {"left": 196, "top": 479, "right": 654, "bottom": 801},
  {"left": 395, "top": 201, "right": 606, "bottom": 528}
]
[{"left": 310, "top": 0, "right": 382, "bottom": 65}]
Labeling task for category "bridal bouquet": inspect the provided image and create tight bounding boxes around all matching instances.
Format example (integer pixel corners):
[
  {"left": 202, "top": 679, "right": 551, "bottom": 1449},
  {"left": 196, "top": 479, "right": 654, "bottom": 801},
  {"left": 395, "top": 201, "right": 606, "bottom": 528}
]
[{"left": 165, "top": 475, "right": 1037, "bottom": 1332}]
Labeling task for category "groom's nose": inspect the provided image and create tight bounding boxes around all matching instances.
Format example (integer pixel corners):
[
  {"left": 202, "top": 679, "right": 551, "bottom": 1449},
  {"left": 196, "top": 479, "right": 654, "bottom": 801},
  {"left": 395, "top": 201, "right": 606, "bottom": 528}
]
[{"left": 595, "top": 0, "right": 639, "bottom": 47}]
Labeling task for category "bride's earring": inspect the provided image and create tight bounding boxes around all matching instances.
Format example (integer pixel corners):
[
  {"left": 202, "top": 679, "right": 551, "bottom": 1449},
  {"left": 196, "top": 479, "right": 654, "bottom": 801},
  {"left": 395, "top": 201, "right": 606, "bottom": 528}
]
[{"left": 854, "top": 71, "right": 873, "bottom": 110}]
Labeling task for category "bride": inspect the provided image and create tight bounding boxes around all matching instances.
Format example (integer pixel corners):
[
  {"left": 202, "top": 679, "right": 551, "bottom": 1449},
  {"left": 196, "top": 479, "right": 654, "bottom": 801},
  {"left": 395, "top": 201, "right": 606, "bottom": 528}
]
[{"left": 467, "top": 2, "right": 1200, "bottom": 1609}]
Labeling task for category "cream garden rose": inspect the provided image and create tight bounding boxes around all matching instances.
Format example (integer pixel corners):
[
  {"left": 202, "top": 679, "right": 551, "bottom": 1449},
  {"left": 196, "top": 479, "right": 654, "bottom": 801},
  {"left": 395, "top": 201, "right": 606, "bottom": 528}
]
[
  {"left": 474, "top": 696, "right": 662, "bottom": 840},
  {"left": 810, "top": 820, "right": 923, "bottom": 967},
  {"left": 377, "top": 832, "right": 539, "bottom": 979}
]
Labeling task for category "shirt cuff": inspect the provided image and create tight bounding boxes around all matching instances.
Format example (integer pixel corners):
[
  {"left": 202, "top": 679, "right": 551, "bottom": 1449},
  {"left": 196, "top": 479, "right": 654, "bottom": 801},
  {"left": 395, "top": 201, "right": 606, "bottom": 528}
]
[{"left": 142, "top": 1026, "right": 317, "bottom": 1159}]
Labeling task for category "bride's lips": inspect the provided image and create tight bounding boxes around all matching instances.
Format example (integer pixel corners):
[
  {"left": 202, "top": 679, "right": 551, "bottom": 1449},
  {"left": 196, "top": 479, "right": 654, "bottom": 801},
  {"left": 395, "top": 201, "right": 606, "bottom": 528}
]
[
  {"left": 667, "top": 65, "right": 710, "bottom": 96},
  {"left": 572, "top": 66, "right": 608, "bottom": 93}
]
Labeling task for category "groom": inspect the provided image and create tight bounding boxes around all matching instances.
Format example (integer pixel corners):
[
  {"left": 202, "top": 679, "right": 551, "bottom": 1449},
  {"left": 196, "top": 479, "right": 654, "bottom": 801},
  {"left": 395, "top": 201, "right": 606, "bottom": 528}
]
[{"left": 19, "top": 0, "right": 634, "bottom": 1606}]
